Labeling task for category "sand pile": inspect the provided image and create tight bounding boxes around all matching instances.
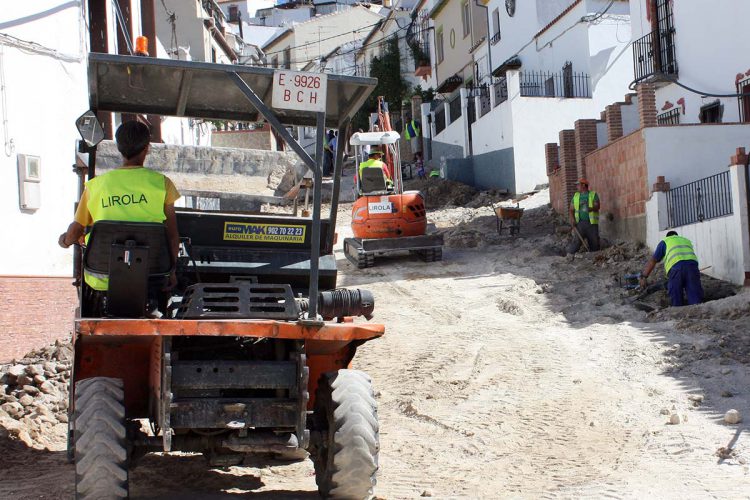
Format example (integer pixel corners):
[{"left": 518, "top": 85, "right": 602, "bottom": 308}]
[{"left": 0, "top": 340, "right": 72, "bottom": 449}]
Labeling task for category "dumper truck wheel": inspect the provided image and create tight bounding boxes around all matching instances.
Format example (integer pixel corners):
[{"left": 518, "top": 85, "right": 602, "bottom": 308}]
[
  {"left": 311, "top": 370, "right": 379, "bottom": 499},
  {"left": 73, "top": 377, "right": 129, "bottom": 499}
]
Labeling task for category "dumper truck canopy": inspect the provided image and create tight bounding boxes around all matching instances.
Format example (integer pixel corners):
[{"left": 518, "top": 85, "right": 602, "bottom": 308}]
[{"left": 87, "top": 53, "right": 377, "bottom": 128}]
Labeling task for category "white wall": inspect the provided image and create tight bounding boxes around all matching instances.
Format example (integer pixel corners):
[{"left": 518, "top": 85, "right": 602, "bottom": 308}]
[
  {"left": 643, "top": 124, "right": 750, "bottom": 186},
  {"left": 646, "top": 163, "right": 750, "bottom": 285},
  {"left": 471, "top": 97, "right": 514, "bottom": 156},
  {"left": 1, "top": 2, "right": 88, "bottom": 276},
  {"left": 630, "top": 0, "right": 749, "bottom": 125}
]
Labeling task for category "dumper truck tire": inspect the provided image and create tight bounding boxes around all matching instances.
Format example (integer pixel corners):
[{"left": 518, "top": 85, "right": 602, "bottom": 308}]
[
  {"left": 73, "top": 377, "right": 128, "bottom": 499},
  {"left": 312, "top": 369, "right": 379, "bottom": 499}
]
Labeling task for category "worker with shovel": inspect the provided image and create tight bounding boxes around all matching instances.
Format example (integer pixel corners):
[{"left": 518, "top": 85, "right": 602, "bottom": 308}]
[
  {"left": 566, "top": 178, "right": 600, "bottom": 254},
  {"left": 640, "top": 230, "right": 704, "bottom": 306}
]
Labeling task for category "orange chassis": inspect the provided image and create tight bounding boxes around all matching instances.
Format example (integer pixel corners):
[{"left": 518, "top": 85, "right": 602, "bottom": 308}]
[{"left": 74, "top": 318, "right": 384, "bottom": 417}]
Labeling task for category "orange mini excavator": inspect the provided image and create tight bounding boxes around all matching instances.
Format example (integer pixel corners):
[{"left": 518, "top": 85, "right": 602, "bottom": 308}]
[{"left": 343, "top": 99, "right": 443, "bottom": 268}]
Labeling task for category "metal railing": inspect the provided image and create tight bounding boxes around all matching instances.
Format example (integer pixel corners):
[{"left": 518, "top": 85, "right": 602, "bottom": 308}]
[
  {"left": 519, "top": 70, "right": 591, "bottom": 98},
  {"left": 449, "top": 94, "right": 462, "bottom": 124},
  {"left": 657, "top": 108, "right": 680, "bottom": 125},
  {"left": 666, "top": 171, "right": 733, "bottom": 228},
  {"left": 493, "top": 77, "right": 508, "bottom": 107},
  {"left": 479, "top": 87, "right": 491, "bottom": 117},
  {"left": 490, "top": 31, "right": 501, "bottom": 45},
  {"left": 633, "top": 29, "right": 678, "bottom": 82},
  {"left": 467, "top": 96, "right": 476, "bottom": 126},
  {"left": 737, "top": 75, "right": 750, "bottom": 123},
  {"left": 435, "top": 106, "right": 446, "bottom": 135}
]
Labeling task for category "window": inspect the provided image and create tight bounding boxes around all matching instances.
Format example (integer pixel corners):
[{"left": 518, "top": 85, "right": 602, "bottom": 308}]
[
  {"left": 272, "top": 55, "right": 278, "bottom": 68},
  {"left": 228, "top": 5, "right": 239, "bottom": 22},
  {"left": 699, "top": 101, "right": 722, "bottom": 123},
  {"left": 284, "top": 48, "right": 291, "bottom": 69},
  {"left": 462, "top": 1, "right": 471, "bottom": 38},
  {"left": 491, "top": 8, "right": 501, "bottom": 44},
  {"left": 436, "top": 26, "right": 444, "bottom": 63}
]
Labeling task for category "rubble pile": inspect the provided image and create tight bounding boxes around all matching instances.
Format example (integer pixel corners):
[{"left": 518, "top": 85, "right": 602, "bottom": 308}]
[
  {"left": 0, "top": 340, "right": 72, "bottom": 449},
  {"left": 593, "top": 241, "right": 651, "bottom": 267},
  {"left": 405, "top": 178, "right": 478, "bottom": 209}
]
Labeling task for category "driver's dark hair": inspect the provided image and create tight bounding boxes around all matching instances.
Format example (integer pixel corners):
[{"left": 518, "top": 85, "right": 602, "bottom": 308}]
[
  {"left": 115, "top": 121, "right": 151, "bottom": 160},
  {"left": 666, "top": 230, "right": 678, "bottom": 237}
]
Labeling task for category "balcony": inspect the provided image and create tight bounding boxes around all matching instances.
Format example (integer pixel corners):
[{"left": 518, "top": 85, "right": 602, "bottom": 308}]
[
  {"left": 519, "top": 70, "right": 591, "bottom": 98},
  {"left": 493, "top": 78, "right": 508, "bottom": 106},
  {"left": 490, "top": 31, "right": 501, "bottom": 46},
  {"left": 633, "top": 29, "right": 678, "bottom": 83}
]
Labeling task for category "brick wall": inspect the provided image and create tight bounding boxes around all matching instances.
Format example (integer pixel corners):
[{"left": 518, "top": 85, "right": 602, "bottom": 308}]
[
  {"left": 549, "top": 168, "right": 567, "bottom": 215},
  {"left": 583, "top": 130, "right": 649, "bottom": 241},
  {"left": 574, "top": 119, "right": 600, "bottom": 178},
  {"left": 0, "top": 277, "right": 77, "bottom": 362}
]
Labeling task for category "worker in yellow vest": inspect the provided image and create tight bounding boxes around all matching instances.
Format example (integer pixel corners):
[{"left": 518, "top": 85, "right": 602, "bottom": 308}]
[
  {"left": 640, "top": 230, "right": 704, "bottom": 306},
  {"left": 566, "top": 178, "right": 600, "bottom": 254},
  {"left": 58, "top": 121, "right": 181, "bottom": 291},
  {"left": 357, "top": 147, "right": 393, "bottom": 194},
  {"left": 403, "top": 114, "right": 422, "bottom": 161}
]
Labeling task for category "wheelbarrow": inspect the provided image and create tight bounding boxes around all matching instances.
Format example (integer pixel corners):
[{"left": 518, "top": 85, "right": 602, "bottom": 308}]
[{"left": 494, "top": 204, "right": 524, "bottom": 236}]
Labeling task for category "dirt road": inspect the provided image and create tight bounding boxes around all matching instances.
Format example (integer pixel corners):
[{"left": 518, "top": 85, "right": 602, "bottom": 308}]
[{"left": 2, "top": 188, "right": 749, "bottom": 498}]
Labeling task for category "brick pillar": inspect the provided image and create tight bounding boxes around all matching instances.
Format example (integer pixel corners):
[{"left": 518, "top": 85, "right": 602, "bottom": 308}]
[
  {"left": 574, "top": 119, "right": 599, "bottom": 179},
  {"left": 637, "top": 83, "right": 657, "bottom": 128},
  {"left": 559, "top": 129, "right": 578, "bottom": 213},
  {"left": 545, "top": 143, "right": 559, "bottom": 175},
  {"left": 605, "top": 104, "right": 623, "bottom": 142}
]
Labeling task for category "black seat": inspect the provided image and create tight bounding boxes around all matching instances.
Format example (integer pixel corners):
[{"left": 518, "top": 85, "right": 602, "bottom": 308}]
[
  {"left": 360, "top": 167, "right": 390, "bottom": 194},
  {"left": 83, "top": 221, "right": 172, "bottom": 318}
]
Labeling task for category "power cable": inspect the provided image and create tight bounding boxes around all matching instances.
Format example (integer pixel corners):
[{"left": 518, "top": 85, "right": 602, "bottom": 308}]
[
  {"left": 111, "top": 0, "right": 134, "bottom": 55},
  {"left": 280, "top": 23, "right": 410, "bottom": 67},
  {"left": 0, "top": 46, "right": 14, "bottom": 157},
  {"left": 629, "top": 73, "right": 750, "bottom": 98},
  {"left": 160, "top": 0, "right": 179, "bottom": 57},
  {"left": 264, "top": 19, "right": 385, "bottom": 57}
]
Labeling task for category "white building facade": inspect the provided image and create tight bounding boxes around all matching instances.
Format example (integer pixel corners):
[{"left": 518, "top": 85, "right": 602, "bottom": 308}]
[
  {"left": 1, "top": 2, "right": 89, "bottom": 276},
  {"left": 426, "top": 0, "right": 633, "bottom": 193},
  {"left": 630, "top": 0, "right": 750, "bottom": 126}
]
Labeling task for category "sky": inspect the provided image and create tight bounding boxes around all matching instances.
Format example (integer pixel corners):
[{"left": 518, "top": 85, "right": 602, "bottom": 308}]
[{"left": 248, "top": 0, "right": 277, "bottom": 17}]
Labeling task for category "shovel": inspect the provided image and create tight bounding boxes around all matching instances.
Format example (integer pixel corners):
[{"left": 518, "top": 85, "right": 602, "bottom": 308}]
[{"left": 572, "top": 226, "right": 590, "bottom": 252}]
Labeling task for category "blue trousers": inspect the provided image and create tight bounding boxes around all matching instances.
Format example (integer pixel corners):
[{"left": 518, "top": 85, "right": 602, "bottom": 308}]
[{"left": 667, "top": 261, "right": 704, "bottom": 306}]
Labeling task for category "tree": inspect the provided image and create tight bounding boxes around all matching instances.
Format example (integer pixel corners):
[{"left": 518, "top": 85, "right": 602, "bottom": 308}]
[{"left": 353, "top": 35, "right": 410, "bottom": 132}]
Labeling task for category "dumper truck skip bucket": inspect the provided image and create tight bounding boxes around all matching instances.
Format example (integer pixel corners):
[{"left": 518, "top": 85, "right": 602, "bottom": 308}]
[{"left": 68, "top": 53, "right": 382, "bottom": 499}]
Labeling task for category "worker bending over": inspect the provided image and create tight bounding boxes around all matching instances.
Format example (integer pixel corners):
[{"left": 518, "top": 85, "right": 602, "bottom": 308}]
[
  {"left": 58, "top": 120, "right": 181, "bottom": 290},
  {"left": 640, "top": 231, "right": 704, "bottom": 306},
  {"left": 567, "top": 178, "right": 600, "bottom": 254}
]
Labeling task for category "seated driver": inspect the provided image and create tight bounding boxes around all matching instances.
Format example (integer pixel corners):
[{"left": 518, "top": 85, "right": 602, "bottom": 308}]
[
  {"left": 58, "top": 120, "right": 181, "bottom": 290},
  {"left": 357, "top": 147, "right": 393, "bottom": 193}
]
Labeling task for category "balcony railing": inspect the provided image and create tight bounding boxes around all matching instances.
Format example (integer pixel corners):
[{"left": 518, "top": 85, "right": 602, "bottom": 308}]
[
  {"left": 633, "top": 29, "right": 678, "bottom": 82},
  {"left": 657, "top": 108, "right": 680, "bottom": 126},
  {"left": 666, "top": 171, "right": 733, "bottom": 228},
  {"left": 493, "top": 78, "right": 508, "bottom": 107},
  {"left": 519, "top": 70, "right": 591, "bottom": 98},
  {"left": 737, "top": 74, "right": 750, "bottom": 123},
  {"left": 449, "top": 94, "right": 462, "bottom": 124},
  {"left": 435, "top": 106, "right": 446, "bottom": 135},
  {"left": 490, "top": 31, "right": 501, "bottom": 45}
]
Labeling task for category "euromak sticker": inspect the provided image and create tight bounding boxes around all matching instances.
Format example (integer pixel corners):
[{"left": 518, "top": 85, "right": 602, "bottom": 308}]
[{"left": 223, "top": 222, "right": 306, "bottom": 243}]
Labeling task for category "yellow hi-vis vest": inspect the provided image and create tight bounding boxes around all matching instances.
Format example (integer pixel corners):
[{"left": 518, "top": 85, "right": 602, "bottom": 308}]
[
  {"left": 573, "top": 190, "right": 599, "bottom": 224},
  {"left": 85, "top": 167, "right": 168, "bottom": 290},
  {"left": 404, "top": 120, "right": 421, "bottom": 140},
  {"left": 358, "top": 158, "right": 389, "bottom": 179},
  {"left": 663, "top": 235, "right": 698, "bottom": 275}
]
